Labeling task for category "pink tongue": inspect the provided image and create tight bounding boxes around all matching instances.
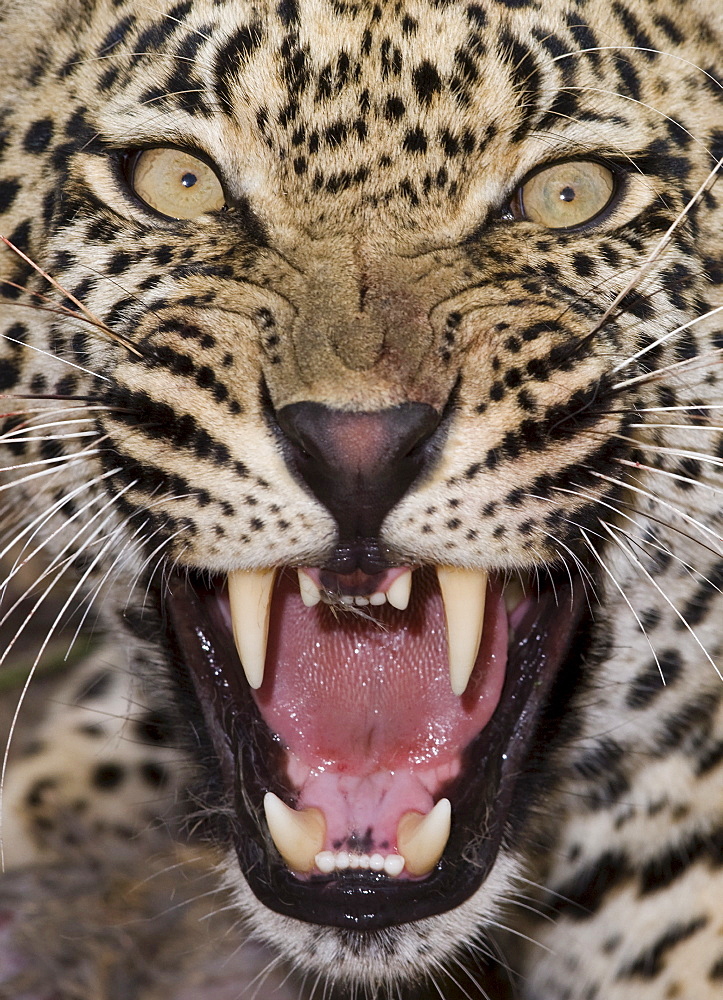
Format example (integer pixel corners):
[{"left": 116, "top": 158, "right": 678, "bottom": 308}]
[{"left": 254, "top": 569, "right": 508, "bottom": 854}]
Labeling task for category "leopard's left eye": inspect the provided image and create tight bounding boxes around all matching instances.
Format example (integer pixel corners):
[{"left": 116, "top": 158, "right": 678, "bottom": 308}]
[
  {"left": 124, "top": 148, "right": 226, "bottom": 219},
  {"left": 514, "top": 161, "right": 615, "bottom": 229}
]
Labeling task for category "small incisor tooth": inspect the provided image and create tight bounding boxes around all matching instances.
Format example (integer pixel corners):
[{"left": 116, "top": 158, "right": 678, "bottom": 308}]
[
  {"left": 264, "top": 792, "right": 325, "bottom": 873},
  {"left": 397, "top": 798, "right": 451, "bottom": 876},
  {"left": 227, "top": 568, "right": 276, "bottom": 689},
  {"left": 387, "top": 569, "right": 412, "bottom": 610},
  {"left": 437, "top": 566, "right": 488, "bottom": 696}
]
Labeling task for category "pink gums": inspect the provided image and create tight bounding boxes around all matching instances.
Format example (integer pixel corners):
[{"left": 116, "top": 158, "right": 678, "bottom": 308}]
[{"left": 252, "top": 570, "right": 509, "bottom": 858}]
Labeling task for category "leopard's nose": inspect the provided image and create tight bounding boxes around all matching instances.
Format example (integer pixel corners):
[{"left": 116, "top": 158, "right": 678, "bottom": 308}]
[{"left": 277, "top": 401, "right": 440, "bottom": 547}]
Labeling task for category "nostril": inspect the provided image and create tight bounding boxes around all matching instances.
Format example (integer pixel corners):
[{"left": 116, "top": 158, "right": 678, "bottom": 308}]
[{"left": 277, "top": 401, "right": 441, "bottom": 545}]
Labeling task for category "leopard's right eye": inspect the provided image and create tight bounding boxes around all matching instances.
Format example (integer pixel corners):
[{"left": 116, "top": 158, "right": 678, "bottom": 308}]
[{"left": 123, "top": 148, "right": 226, "bottom": 219}]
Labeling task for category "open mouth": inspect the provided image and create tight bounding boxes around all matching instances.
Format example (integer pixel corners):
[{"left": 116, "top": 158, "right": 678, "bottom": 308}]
[{"left": 165, "top": 560, "right": 588, "bottom": 930}]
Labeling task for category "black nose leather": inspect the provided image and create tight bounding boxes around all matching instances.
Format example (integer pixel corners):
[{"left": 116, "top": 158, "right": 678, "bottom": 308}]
[{"left": 277, "top": 401, "right": 440, "bottom": 565}]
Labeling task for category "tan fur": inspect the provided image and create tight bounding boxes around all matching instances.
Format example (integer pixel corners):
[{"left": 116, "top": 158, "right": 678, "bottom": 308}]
[{"left": 0, "top": 1, "right": 721, "bottom": 997}]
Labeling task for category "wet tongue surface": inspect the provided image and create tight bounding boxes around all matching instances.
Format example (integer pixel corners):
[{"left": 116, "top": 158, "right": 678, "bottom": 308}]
[{"left": 254, "top": 570, "right": 508, "bottom": 857}]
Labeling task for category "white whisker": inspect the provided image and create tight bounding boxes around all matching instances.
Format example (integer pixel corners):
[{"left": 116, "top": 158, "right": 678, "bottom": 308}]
[
  {"left": 0, "top": 467, "right": 123, "bottom": 592},
  {"left": 598, "top": 520, "right": 722, "bottom": 681},
  {"left": 613, "top": 434, "right": 723, "bottom": 469},
  {"left": 550, "top": 45, "right": 722, "bottom": 94},
  {"left": 612, "top": 305, "right": 723, "bottom": 374},
  {"left": 613, "top": 347, "right": 723, "bottom": 392},
  {"left": 589, "top": 146, "right": 722, "bottom": 332},
  {"left": 1, "top": 234, "right": 141, "bottom": 356},
  {"left": 587, "top": 469, "right": 723, "bottom": 554},
  {"left": 1, "top": 331, "right": 111, "bottom": 381},
  {"left": 581, "top": 528, "right": 662, "bottom": 680},
  {"left": 0, "top": 483, "right": 138, "bottom": 866},
  {"left": 628, "top": 423, "right": 723, "bottom": 432},
  {"left": 616, "top": 457, "right": 723, "bottom": 502}
]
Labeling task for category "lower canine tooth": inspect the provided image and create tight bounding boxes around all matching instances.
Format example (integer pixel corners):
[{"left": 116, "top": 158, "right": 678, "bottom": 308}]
[
  {"left": 383, "top": 854, "right": 405, "bottom": 876},
  {"left": 263, "top": 792, "right": 325, "bottom": 873},
  {"left": 387, "top": 569, "right": 412, "bottom": 610},
  {"left": 315, "top": 850, "right": 336, "bottom": 874},
  {"left": 437, "top": 566, "right": 488, "bottom": 696},
  {"left": 397, "top": 798, "right": 451, "bottom": 876},
  {"left": 228, "top": 568, "right": 276, "bottom": 689}
]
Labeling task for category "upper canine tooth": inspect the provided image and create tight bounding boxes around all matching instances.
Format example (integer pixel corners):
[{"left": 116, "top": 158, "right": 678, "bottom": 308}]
[
  {"left": 387, "top": 569, "right": 412, "bottom": 610},
  {"left": 263, "top": 792, "right": 325, "bottom": 873},
  {"left": 397, "top": 799, "right": 451, "bottom": 876},
  {"left": 227, "top": 568, "right": 276, "bottom": 689},
  {"left": 437, "top": 567, "right": 488, "bottom": 696},
  {"left": 298, "top": 569, "right": 322, "bottom": 607}
]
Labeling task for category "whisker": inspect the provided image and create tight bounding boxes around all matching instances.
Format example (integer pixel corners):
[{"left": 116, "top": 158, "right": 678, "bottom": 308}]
[
  {"left": 0, "top": 485, "right": 138, "bottom": 866},
  {"left": 616, "top": 457, "right": 723, "bottom": 499},
  {"left": 587, "top": 469, "right": 723, "bottom": 554},
  {"left": 595, "top": 140, "right": 722, "bottom": 329},
  {"left": 557, "top": 85, "right": 718, "bottom": 160},
  {"left": 614, "top": 518, "right": 721, "bottom": 594},
  {"left": 598, "top": 520, "right": 722, "bottom": 681},
  {"left": 613, "top": 347, "right": 723, "bottom": 393},
  {"left": 554, "top": 474, "right": 723, "bottom": 568},
  {"left": 628, "top": 422, "right": 723, "bottom": 432},
  {"left": 2, "top": 392, "right": 102, "bottom": 403},
  {"left": 0, "top": 480, "right": 132, "bottom": 637},
  {"left": 0, "top": 235, "right": 142, "bottom": 356},
  {"left": 1, "top": 328, "right": 111, "bottom": 382},
  {"left": 0, "top": 467, "right": 122, "bottom": 583},
  {"left": 636, "top": 404, "right": 723, "bottom": 414},
  {"left": 0, "top": 452, "right": 101, "bottom": 492},
  {"left": 550, "top": 44, "right": 723, "bottom": 95},
  {"left": 611, "top": 305, "right": 723, "bottom": 374},
  {"left": 0, "top": 279, "right": 129, "bottom": 334},
  {"left": 581, "top": 528, "right": 662, "bottom": 680},
  {"left": 612, "top": 433, "right": 723, "bottom": 469},
  {"left": 65, "top": 526, "right": 179, "bottom": 657},
  {"left": 483, "top": 917, "right": 553, "bottom": 954}
]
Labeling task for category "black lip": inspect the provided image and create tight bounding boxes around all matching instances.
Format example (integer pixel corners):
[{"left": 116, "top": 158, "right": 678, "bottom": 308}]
[{"left": 165, "top": 569, "right": 588, "bottom": 930}]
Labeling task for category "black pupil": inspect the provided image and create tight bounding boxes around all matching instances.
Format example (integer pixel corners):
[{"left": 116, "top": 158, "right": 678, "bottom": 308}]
[
  {"left": 181, "top": 172, "right": 198, "bottom": 188},
  {"left": 559, "top": 185, "right": 576, "bottom": 202}
]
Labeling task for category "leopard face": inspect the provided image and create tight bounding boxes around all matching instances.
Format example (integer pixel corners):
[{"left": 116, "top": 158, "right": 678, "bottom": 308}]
[{"left": 1, "top": 0, "right": 721, "bottom": 995}]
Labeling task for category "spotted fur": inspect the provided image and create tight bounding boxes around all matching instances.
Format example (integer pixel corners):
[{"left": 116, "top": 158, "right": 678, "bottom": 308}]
[{"left": 0, "top": 1, "right": 721, "bottom": 997}]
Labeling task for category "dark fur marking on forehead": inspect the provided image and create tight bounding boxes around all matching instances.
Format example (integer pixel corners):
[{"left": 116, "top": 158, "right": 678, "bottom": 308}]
[
  {"left": 135, "top": 3, "right": 191, "bottom": 53},
  {"left": 214, "top": 22, "right": 264, "bottom": 116},
  {"left": 98, "top": 15, "right": 137, "bottom": 57},
  {"left": 500, "top": 33, "right": 543, "bottom": 141},
  {"left": 611, "top": 0, "right": 656, "bottom": 58}
]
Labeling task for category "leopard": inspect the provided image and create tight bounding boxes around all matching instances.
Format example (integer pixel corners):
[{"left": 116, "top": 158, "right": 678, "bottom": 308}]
[{"left": 0, "top": 0, "right": 721, "bottom": 997}]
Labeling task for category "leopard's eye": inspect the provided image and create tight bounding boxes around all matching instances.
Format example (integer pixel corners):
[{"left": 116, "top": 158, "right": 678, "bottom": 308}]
[
  {"left": 516, "top": 161, "right": 615, "bottom": 229},
  {"left": 125, "top": 148, "right": 226, "bottom": 219}
]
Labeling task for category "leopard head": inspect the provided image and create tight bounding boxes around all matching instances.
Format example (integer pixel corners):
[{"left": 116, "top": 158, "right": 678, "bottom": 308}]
[{"left": 1, "top": 0, "right": 721, "bottom": 989}]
